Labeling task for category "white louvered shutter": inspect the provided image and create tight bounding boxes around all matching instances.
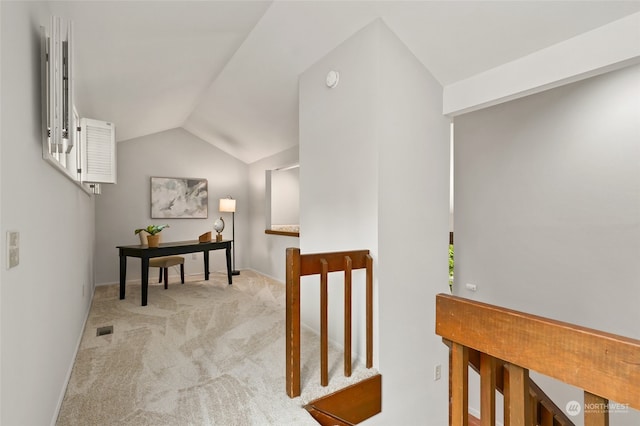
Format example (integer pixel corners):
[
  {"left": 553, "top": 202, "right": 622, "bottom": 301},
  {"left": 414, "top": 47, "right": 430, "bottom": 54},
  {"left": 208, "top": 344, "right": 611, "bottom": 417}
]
[{"left": 81, "top": 118, "right": 116, "bottom": 184}]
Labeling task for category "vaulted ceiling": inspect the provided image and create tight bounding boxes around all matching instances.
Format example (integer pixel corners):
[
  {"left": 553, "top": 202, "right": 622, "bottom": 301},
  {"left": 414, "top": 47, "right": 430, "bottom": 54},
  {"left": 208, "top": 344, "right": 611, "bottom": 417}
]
[{"left": 51, "top": 1, "right": 640, "bottom": 164}]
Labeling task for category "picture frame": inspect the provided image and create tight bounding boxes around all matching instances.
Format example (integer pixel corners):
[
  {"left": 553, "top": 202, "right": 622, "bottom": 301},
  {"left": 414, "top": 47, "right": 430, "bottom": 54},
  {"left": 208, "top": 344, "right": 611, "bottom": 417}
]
[{"left": 151, "top": 177, "right": 208, "bottom": 219}]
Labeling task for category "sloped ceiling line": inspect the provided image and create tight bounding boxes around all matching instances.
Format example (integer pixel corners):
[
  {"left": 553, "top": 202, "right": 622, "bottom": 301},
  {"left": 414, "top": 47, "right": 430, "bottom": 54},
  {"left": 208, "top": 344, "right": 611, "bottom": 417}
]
[{"left": 60, "top": 1, "right": 640, "bottom": 164}]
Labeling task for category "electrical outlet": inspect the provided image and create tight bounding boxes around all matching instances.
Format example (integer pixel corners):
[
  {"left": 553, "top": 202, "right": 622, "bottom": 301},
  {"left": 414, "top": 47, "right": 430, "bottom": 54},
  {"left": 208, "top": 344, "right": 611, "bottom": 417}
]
[
  {"left": 7, "top": 231, "right": 19, "bottom": 269},
  {"left": 434, "top": 364, "right": 442, "bottom": 381},
  {"left": 465, "top": 283, "right": 477, "bottom": 292}
]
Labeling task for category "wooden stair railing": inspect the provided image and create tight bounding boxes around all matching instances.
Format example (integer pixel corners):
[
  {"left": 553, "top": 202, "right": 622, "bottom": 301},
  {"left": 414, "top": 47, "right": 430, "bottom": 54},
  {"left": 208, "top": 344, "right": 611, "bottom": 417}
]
[
  {"left": 436, "top": 294, "right": 640, "bottom": 426},
  {"left": 444, "top": 340, "right": 574, "bottom": 425},
  {"left": 286, "top": 247, "right": 374, "bottom": 398}
]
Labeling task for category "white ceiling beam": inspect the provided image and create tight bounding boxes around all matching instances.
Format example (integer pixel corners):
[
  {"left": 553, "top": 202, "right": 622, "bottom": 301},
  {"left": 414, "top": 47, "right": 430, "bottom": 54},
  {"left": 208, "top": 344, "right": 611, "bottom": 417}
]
[{"left": 443, "top": 12, "right": 640, "bottom": 117}]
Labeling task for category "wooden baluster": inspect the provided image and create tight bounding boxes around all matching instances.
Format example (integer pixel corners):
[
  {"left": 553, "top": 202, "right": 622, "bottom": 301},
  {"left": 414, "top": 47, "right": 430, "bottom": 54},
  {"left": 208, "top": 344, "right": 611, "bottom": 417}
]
[
  {"left": 480, "top": 353, "right": 496, "bottom": 426},
  {"left": 503, "top": 365, "right": 510, "bottom": 426},
  {"left": 505, "top": 363, "right": 532, "bottom": 426},
  {"left": 539, "top": 402, "right": 553, "bottom": 426},
  {"left": 366, "top": 254, "right": 373, "bottom": 368},
  {"left": 285, "top": 248, "right": 301, "bottom": 397},
  {"left": 344, "top": 256, "right": 352, "bottom": 377},
  {"left": 320, "top": 258, "right": 329, "bottom": 387},
  {"left": 451, "top": 342, "right": 469, "bottom": 426},
  {"left": 584, "top": 391, "right": 609, "bottom": 426},
  {"left": 529, "top": 394, "right": 537, "bottom": 426},
  {"left": 449, "top": 347, "right": 453, "bottom": 426}
]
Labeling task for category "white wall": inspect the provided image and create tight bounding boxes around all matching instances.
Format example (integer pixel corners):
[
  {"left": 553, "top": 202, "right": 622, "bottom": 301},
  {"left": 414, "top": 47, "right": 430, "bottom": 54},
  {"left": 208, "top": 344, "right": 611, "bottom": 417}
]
[
  {"left": 454, "top": 64, "right": 640, "bottom": 425},
  {"left": 94, "top": 128, "right": 249, "bottom": 285},
  {"left": 376, "top": 21, "right": 451, "bottom": 425},
  {"left": 271, "top": 167, "right": 300, "bottom": 226},
  {"left": 443, "top": 12, "right": 640, "bottom": 116},
  {"left": 299, "top": 19, "right": 450, "bottom": 424},
  {"left": 299, "top": 19, "right": 380, "bottom": 370},
  {"left": 1, "top": 2, "right": 96, "bottom": 424},
  {"left": 0, "top": 1, "right": 3, "bottom": 420},
  {"left": 248, "top": 146, "right": 299, "bottom": 282}
]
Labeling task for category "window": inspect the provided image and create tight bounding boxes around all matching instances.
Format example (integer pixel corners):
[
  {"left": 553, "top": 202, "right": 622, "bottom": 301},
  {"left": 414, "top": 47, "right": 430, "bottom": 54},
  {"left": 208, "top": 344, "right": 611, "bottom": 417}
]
[{"left": 41, "top": 16, "right": 115, "bottom": 194}]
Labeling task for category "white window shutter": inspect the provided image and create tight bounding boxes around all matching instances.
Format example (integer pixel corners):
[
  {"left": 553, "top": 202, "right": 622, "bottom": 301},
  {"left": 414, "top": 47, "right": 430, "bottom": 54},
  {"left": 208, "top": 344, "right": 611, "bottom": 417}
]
[
  {"left": 62, "top": 21, "right": 74, "bottom": 154},
  {"left": 44, "top": 17, "right": 75, "bottom": 155},
  {"left": 81, "top": 118, "right": 116, "bottom": 184}
]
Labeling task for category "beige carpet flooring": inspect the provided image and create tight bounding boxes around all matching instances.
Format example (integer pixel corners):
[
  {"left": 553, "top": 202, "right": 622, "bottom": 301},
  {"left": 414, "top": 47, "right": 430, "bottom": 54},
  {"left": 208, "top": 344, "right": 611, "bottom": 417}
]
[{"left": 56, "top": 270, "right": 377, "bottom": 425}]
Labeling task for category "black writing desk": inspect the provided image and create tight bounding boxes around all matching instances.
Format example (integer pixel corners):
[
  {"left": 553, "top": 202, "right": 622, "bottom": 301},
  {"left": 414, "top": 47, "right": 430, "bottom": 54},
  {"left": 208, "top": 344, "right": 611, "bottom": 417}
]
[{"left": 118, "top": 240, "right": 233, "bottom": 306}]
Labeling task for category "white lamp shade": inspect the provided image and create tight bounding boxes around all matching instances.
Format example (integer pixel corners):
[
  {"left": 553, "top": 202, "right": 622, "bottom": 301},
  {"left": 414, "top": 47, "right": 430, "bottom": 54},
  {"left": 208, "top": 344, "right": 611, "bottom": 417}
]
[{"left": 219, "top": 198, "right": 236, "bottom": 213}]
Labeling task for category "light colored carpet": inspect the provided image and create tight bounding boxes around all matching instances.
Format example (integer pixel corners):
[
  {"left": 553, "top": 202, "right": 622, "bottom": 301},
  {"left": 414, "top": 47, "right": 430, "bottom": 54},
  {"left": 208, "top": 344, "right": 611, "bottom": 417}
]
[{"left": 56, "top": 270, "right": 377, "bottom": 425}]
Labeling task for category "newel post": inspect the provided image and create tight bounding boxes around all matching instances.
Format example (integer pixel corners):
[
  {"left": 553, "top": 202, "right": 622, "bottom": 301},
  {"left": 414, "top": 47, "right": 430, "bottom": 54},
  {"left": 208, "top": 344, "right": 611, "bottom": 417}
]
[{"left": 285, "top": 247, "right": 301, "bottom": 397}]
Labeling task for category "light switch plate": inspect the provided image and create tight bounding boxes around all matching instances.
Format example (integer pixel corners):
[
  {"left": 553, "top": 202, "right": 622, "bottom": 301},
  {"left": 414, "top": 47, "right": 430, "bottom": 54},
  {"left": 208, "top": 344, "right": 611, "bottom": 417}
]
[
  {"left": 434, "top": 364, "right": 442, "bottom": 381},
  {"left": 7, "top": 231, "right": 19, "bottom": 269}
]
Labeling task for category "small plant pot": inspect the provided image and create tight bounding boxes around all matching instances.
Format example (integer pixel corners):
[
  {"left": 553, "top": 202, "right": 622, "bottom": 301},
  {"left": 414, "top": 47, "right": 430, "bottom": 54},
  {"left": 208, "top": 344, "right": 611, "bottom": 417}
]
[{"left": 147, "top": 234, "right": 160, "bottom": 248}]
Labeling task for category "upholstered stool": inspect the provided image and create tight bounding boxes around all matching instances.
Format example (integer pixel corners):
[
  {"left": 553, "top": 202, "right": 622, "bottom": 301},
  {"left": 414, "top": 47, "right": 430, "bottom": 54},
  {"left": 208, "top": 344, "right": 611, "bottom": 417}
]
[
  {"left": 138, "top": 231, "right": 185, "bottom": 289},
  {"left": 150, "top": 256, "right": 184, "bottom": 289}
]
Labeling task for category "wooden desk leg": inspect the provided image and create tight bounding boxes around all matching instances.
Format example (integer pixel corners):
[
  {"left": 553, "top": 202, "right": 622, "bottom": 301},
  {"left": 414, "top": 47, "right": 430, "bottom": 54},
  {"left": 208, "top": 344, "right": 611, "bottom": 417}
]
[
  {"left": 204, "top": 250, "right": 210, "bottom": 280},
  {"left": 141, "top": 257, "right": 149, "bottom": 306},
  {"left": 226, "top": 244, "right": 232, "bottom": 285},
  {"left": 119, "top": 253, "right": 127, "bottom": 300}
]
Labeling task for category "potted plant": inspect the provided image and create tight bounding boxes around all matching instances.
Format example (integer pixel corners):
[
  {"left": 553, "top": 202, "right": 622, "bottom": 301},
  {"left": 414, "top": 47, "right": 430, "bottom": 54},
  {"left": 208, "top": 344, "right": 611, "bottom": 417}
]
[{"left": 135, "top": 224, "right": 169, "bottom": 248}]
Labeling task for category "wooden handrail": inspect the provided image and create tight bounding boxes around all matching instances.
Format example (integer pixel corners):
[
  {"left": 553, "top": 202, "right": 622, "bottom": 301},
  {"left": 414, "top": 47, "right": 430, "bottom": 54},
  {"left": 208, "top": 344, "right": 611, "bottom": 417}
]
[
  {"left": 298, "top": 249, "right": 372, "bottom": 275},
  {"left": 286, "top": 247, "right": 374, "bottom": 398},
  {"left": 436, "top": 294, "right": 640, "bottom": 425}
]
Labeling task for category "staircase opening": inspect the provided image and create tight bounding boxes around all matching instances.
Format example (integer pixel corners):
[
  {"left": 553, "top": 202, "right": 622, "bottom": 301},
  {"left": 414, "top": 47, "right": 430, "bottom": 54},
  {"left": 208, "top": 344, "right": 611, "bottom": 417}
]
[{"left": 305, "top": 374, "right": 382, "bottom": 426}]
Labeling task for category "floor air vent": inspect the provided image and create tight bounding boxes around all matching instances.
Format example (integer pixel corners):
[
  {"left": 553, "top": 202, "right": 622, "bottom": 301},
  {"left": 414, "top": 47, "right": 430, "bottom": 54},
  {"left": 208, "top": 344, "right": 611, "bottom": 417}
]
[{"left": 96, "top": 326, "right": 113, "bottom": 336}]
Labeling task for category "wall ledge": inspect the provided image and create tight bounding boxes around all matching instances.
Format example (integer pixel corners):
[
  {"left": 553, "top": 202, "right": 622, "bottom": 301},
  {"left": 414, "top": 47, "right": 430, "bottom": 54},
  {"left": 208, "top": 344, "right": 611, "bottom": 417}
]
[{"left": 265, "top": 229, "right": 299, "bottom": 237}]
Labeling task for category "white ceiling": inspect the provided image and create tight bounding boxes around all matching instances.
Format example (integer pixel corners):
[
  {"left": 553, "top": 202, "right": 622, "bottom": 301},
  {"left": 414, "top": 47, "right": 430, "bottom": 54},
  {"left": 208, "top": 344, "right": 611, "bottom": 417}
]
[{"left": 53, "top": 1, "right": 640, "bottom": 164}]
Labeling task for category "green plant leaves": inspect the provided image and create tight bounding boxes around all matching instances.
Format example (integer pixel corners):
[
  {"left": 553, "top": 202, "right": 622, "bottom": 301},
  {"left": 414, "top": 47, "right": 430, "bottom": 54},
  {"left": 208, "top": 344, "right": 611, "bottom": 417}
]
[{"left": 134, "top": 224, "right": 169, "bottom": 235}]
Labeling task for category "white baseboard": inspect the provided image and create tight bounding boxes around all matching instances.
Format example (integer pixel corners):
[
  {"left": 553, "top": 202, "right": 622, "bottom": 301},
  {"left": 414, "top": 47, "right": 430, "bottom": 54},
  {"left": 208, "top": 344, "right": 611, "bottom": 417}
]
[
  {"left": 51, "top": 283, "right": 95, "bottom": 426},
  {"left": 245, "top": 267, "right": 283, "bottom": 283}
]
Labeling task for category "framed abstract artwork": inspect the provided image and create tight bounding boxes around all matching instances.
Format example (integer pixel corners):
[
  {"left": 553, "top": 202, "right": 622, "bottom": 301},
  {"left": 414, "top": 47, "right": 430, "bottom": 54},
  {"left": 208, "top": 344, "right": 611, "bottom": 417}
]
[{"left": 151, "top": 177, "right": 208, "bottom": 218}]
